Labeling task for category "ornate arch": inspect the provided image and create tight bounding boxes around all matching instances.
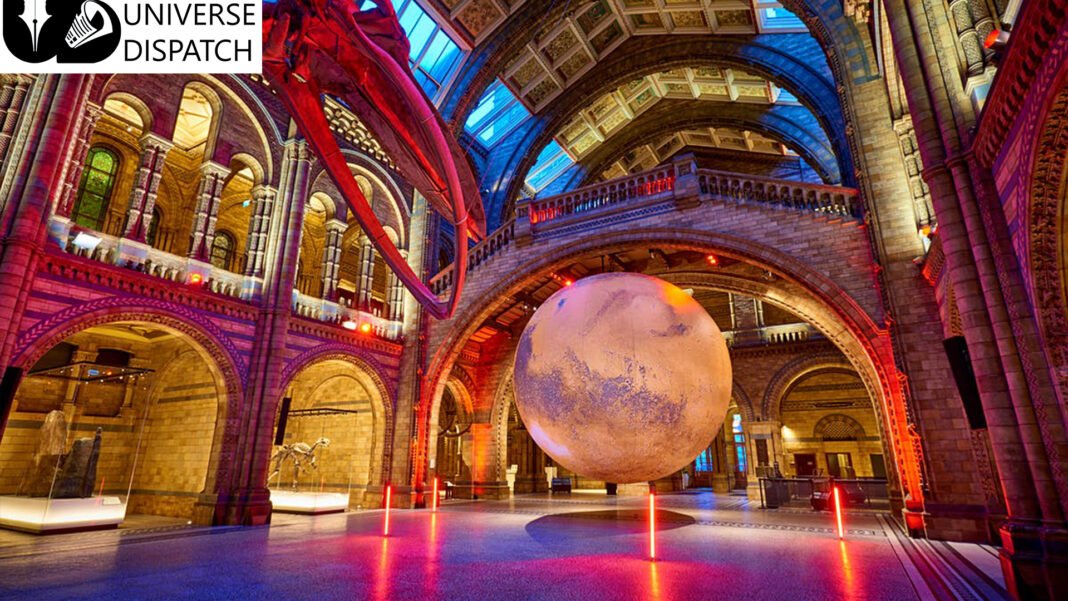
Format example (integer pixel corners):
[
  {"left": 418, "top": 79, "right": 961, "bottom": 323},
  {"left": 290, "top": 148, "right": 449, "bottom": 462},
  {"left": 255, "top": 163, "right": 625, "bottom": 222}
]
[
  {"left": 761, "top": 353, "right": 856, "bottom": 421},
  {"left": 279, "top": 344, "right": 396, "bottom": 486},
  {"left": 1027, "top": 82, "right": 1068, "bottom": 409},
  {"left": 13, "top": 297, "right": 245, "bottom": 390},
  {"left": 10, "top": 297, "right": 247, "bottom": 500},
  {"left": 102, "top": 91, "right": 154, "bottom": 134},
  {"left": 417, "top": 229, "right": 919, "bottom": 504},
  {"left": 732, "top": 381, "right": 757, "bottom": 423},
  {"left": 280, "top": 343, "right": 396, "bottom": 404}
]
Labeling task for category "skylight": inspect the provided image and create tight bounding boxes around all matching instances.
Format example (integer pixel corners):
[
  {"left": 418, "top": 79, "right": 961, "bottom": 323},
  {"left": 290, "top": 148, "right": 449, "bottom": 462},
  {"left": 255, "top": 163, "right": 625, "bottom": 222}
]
[
  {"left": 360, "top": 0, "right": 464, "bottom": 102},
  {"left": 755, "top": 1, "right": 806, "bottom": 32},
  {"left": 525, "top": 141, "right": 574, "bottom": 194},
  {"left": 464, "top": 80, "right": 531, "bottom": 147}
]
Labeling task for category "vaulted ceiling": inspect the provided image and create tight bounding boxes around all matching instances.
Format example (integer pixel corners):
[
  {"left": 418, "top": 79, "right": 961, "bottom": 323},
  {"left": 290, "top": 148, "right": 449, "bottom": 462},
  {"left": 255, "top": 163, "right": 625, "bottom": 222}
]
[{"left": 384, "top": 0, "right": 870, "bottom": 228}]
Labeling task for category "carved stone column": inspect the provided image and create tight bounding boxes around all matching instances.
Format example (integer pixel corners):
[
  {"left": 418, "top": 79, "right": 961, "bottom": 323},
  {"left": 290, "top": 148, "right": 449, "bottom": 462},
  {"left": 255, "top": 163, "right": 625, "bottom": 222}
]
[
  {"left": 356, "top": 236, "right": 376, "bottom": 310},
  {"left": 188, "top": 162, "right": 228, "bottom": 260},
  {"left": 243, "top": 185, "right": 277, "bottom": 278},
  {"left": 53, "top": 102, "right": 102, "bottom": 219},
  {"left": 386, "top": 250, "right": 406, "bottom": 321},
  {"left": 0, "top": 76, "right": 92, "bottom": 444},
  {"left": 206, "top": 138, "right": 312, "bottom": 527},
  {"left": 122, "top": 134, "right": 173, "bottom": 242},
  {"left": 0, "top": 75, "right": 33, "bottom": 164},
  {"left": 320, "top": 218, "right": 346, "bottom": 299}
]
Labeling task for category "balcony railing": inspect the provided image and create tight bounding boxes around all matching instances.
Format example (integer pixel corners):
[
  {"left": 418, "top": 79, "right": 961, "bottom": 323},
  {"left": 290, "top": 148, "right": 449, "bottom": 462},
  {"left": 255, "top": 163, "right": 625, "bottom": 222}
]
[
  {"left": 722, "top": 323, "right": 819, "bottom": 348},
  {"left": 291, "top": 291, "right": 402, "bottom": 341},
  {"left": 525, "top": 166, "right": 676, "bottom": 226},
  {"left": 49, "top": 217, "right": 403, "bottom": 337},
  {"left": 697, "top": 171, "right": 860, "bottom": 217},
  {"left": 429, "top": 161, "right": 861, "bottom": 295},
  {"left": 52, "top": 217, "right": 257, "bottom": 301}
]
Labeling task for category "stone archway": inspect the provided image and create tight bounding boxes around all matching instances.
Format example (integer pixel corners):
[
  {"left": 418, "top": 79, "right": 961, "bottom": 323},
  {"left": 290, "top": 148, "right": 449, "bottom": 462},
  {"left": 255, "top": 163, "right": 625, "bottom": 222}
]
[
  {"left": 9, "top": 299, "right": 246, "bottom": 524},
  {"left": 420, "top": 236, "right": 921, "bottom": 513},
  {"left": 277, "top": 347, "right": 394, "bottom": 507},
  {"left": 4, "top": 311, "right": 242, "bottom": 524}
]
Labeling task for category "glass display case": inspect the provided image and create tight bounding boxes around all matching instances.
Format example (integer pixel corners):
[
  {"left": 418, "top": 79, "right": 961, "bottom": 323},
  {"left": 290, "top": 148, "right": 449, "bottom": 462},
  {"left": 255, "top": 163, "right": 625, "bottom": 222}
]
[
  {"left": 268, "top": 407, "right": 361, "bottom": 514},
  {"left": 0, "top": 361, "right": 153, "bottom": 533}
]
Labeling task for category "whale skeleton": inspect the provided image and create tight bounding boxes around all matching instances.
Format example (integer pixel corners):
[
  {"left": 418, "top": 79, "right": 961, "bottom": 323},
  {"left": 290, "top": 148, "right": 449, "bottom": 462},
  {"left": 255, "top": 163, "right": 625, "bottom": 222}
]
[{"left": 262, "top": 0, "right": 485, "bottom": 319}]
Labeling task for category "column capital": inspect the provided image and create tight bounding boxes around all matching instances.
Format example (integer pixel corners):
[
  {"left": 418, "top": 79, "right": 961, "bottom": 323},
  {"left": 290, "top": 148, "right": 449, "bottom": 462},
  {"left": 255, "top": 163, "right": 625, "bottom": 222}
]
[
  {"left": 251, "top": 184, "right": 277, "bottom": 201},
  {"left": 324, "top": 218, "right": 348, "bottom": 233},
  {"left": 139, "top": 132, "right": 174, "bottom": 153},
  {"left": 199, "top": 160, "right": 229, "bottom": 178},
  {"left": 84, "top": 101, "right": 103, "bottom": 122}
]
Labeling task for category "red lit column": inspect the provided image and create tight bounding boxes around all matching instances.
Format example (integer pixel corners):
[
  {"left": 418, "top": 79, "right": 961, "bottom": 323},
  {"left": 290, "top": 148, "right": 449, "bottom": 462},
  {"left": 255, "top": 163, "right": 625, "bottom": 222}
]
[
  {"left": 205, "top": 138, "right": 312, "bottom": 526},
  {"left": 885, "top": 1, "right": 1068, "bottom": 597},
  {"left": 0, "top": 76, "right": 92, "bottom": 441},
  {"left": 121, "top": 134, "right": 173, "bottom": 242}
]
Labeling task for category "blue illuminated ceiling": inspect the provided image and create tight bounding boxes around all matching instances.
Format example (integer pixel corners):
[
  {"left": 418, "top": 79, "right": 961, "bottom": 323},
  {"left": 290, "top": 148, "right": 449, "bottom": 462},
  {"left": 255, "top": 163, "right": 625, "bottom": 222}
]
[
  {"left": 366, "top": 0, "right": 849, "bottom": 222},
  {"left": 361, "top": 0, "right": 465, "bottom": 102}
]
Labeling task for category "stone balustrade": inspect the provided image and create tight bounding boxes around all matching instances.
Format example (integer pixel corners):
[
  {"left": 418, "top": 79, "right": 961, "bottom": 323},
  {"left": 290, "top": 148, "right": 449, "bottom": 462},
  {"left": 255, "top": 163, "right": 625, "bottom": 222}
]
[
  {"left": 291, "top": 291, "right": 403, "bottom": 341},
  {"left": 759, "top": 323, "right": 819, "bottom": 345},
  {"left": 525, "top": 166, "right": 676, "bottom": 226},
  {"left": 50, "top": 217, "right": 258, "bottom": 301},
  {"left": 430, "top": 162, "right": 862, "bottom": 296},
  {"left": 696, "top": 170, "right": 861, "bottom": 217}
]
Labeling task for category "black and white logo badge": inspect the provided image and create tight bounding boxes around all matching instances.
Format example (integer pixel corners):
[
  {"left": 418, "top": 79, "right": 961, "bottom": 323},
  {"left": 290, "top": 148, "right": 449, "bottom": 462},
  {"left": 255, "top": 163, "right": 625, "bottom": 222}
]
[
  {"left": 0, "top": 0, "right": 260, "bottom": 73},
  {"left": 4, "top": 0, "right": 121, "bottom": 63}
]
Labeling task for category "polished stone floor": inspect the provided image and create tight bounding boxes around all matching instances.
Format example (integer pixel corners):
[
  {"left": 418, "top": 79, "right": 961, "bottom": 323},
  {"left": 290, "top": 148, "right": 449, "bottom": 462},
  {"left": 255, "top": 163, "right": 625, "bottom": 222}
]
[{"left": 0, "top": 492, "right": 1008, "bottom": 600}]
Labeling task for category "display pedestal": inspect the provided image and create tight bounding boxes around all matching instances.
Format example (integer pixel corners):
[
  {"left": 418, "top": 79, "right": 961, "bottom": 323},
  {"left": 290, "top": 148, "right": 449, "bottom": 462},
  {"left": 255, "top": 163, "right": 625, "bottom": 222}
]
[
  {"left": 269, "top": 490, "right": 349, "bottom": 514},
  {"left": 0, "top": 495, "right": 126, "bottom": 533}
]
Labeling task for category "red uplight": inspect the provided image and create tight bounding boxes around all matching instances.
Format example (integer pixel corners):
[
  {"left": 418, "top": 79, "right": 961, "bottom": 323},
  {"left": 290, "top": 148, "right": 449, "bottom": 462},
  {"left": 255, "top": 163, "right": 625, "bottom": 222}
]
[
  {"left": 833, "top": 486, "right": 845, "bottom": 539},
  {"left": 649, "top": 491, "right": 657, "bottom": 560},
  {"left": 706, "top": 254, "right": 718, "bottom": 266},
  {"left": 984, "top": 29, "right": 1002, "bottom": 49},
  {"left": 564, "top": 279, "right": 574, "bottom": 287},
  {"left": 189, "top": 273, "right": 203, "bottom": 284},
  {"left": 383, "top": 484, "right": 392, "bottom": 536},
  {"left": 359, "top": 322, "right": 373, "bottom": 334},
  {"left": 431, "top": 477, "right": 439, "bottom": 512}
]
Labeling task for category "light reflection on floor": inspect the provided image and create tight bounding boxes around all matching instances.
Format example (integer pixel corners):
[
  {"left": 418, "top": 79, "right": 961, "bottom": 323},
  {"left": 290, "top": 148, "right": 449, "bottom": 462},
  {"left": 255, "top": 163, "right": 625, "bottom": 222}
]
[{"left": 0, "top": 492, "right": 1004, "bottom": 601}]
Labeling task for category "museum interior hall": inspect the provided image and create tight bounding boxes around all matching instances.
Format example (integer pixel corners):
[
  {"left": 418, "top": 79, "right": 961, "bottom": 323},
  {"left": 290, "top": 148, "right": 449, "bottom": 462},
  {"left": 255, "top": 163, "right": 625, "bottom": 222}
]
[{"left": 0, "top": 0, "right": 1066, "bottom": 599}]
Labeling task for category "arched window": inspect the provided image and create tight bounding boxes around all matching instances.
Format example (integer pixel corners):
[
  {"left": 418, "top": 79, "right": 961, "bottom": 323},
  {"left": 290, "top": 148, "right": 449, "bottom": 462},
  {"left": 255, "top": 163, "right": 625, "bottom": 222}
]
[
  {"left": 146, "top": 207, "right": 162, "bottom": 248},
  {"left": 209, "top": 231, "right": 234, "bottom": 270},
  {"left": 72, "top": 147, "right": 119, "bottom": 230}
]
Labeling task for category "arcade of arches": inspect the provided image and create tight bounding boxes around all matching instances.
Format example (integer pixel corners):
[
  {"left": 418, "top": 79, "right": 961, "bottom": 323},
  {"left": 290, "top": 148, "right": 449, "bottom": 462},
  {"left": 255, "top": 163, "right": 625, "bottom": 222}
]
[{"left": 0, "top": 0, "right": 1065, "bottom": 599}]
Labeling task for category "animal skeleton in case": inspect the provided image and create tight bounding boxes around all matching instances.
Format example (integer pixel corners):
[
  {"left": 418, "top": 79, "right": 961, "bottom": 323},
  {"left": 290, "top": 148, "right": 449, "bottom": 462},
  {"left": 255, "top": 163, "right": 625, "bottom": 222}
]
[{"left": 269, "top": 437, "right": 331, "bottom": 490}]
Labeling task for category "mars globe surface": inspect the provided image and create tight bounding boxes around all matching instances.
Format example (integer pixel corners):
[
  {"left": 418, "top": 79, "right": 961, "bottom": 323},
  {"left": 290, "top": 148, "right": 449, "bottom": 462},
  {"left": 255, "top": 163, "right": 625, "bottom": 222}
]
[{"left": 513, "top": 272, "right": 733, "bottom": 484}]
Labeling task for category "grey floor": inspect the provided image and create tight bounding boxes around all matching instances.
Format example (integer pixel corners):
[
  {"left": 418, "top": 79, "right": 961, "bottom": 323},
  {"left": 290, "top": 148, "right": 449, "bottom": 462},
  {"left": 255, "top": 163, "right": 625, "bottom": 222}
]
[{"left": 0, "top": 492, "right": 1008, "bottom": 600}]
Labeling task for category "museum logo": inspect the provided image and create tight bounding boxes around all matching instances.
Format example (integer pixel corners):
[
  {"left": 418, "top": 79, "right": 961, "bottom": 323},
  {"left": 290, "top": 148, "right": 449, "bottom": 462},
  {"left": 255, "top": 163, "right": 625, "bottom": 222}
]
[{"left": 0, "top": 0, "right": 260, "bottom": 73}]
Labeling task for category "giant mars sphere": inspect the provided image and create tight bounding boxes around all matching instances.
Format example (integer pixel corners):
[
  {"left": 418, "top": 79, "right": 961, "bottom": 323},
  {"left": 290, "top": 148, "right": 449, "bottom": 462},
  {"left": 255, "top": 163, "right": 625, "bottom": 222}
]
[{"left": 512, "top": 272, "right": 732, "bottom": 484}]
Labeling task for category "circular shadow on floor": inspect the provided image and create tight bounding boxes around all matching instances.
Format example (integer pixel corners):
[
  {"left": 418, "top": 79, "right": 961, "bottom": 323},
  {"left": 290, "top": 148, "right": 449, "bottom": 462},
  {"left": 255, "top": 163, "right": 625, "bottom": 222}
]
[{"left": 525, "top": 509, "right": 695, "bottom": 545}]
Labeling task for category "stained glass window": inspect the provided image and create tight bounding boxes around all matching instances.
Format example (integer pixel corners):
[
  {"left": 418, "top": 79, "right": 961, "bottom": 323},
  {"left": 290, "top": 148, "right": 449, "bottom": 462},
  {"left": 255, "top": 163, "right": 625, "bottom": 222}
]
[{"left": 72, "top": 147, "right": 119, "bottom": 231}]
